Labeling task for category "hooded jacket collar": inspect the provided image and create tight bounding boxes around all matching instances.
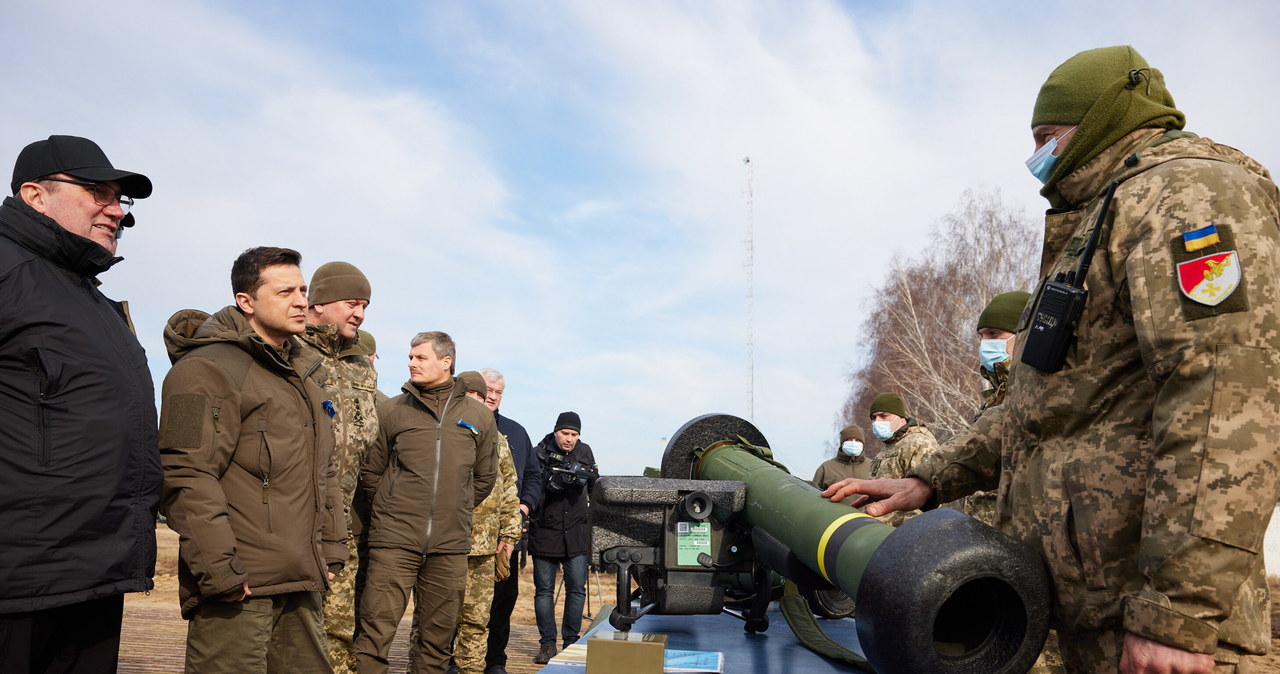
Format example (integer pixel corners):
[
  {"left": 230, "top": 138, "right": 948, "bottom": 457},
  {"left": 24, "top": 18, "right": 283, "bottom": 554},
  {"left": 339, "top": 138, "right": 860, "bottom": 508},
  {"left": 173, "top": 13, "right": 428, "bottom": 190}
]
[
  {"left": 164, "top": 305, "right": 316, "bottom": 377},
  {"left": 0, "top": 196, "right": 121, "bottom": 276}
]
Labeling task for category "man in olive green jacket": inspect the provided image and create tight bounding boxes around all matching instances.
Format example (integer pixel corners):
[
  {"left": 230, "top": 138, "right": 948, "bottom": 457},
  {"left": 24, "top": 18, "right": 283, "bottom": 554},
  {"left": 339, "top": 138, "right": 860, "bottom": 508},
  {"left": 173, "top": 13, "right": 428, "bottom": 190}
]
[
  {"left": 811, "top": 424, "right": 870, "bottom": 503},
  {"left": 354, "top": 332, "right": 497, "bottom": 674},
  {"left": 160, "top": 247, "right": 346, "bottom": 672},
  {"left": 409, "top": 371, "right": 520, "bottom": 674}
]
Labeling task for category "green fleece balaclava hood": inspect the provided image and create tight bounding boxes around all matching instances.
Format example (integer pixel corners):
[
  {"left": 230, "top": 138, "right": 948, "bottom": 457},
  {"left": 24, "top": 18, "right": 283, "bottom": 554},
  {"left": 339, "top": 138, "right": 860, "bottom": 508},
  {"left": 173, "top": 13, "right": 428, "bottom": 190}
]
[{"left": 1032, "top": 46, "right": 1185, "bottom": 207}]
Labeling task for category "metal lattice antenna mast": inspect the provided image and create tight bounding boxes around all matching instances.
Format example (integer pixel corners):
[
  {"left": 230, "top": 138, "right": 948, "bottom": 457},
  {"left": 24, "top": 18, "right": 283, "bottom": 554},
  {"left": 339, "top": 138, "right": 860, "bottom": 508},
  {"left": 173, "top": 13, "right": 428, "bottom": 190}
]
[{"left": 743, "top": 157, "right": 755, "bottom": 421}]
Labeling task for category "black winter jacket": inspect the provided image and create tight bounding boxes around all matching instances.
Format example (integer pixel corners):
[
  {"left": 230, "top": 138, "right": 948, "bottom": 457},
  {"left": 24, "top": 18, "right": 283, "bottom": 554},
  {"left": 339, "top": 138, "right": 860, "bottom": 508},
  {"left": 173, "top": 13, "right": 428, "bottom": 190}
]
[
  {"left": 496, "top": 411, "right": 540, "bottom": 513},
  {"left": 0, "top": 196, "right": 161, "bottom": 613},
  {"left": 528, "top": 435, "right": 597, "bottom": 558}
]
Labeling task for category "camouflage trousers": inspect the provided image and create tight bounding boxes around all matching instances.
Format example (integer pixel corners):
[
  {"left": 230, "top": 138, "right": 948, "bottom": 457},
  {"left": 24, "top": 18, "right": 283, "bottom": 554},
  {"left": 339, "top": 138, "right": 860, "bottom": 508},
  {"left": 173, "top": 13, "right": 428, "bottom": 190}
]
[
  {"left": 324, "top": 537, "right": 359, "bottom": 674},
  {"left": 453, "top": 555, "right": 497, "bottom": 674},
  {"left": 1056, "top": 628, "right": 1253, "bottom": 673},
  {"left": 406, "top": 555, "right": 495, "bottom": 674}
]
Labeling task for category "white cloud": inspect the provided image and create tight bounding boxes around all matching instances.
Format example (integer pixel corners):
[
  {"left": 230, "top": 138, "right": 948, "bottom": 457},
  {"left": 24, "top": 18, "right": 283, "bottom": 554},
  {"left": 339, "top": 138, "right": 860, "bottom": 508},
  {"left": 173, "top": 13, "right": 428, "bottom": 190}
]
[{"left": 0, "top": 0, "right": 1277, "bottom": 481}]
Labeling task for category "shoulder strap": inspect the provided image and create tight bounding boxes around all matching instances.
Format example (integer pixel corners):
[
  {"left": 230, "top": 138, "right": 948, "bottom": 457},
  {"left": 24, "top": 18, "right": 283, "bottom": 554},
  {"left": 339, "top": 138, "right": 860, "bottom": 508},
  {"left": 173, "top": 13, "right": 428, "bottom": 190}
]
[{"left": 778, "top": 581, "right": 873, "bottom": 671}]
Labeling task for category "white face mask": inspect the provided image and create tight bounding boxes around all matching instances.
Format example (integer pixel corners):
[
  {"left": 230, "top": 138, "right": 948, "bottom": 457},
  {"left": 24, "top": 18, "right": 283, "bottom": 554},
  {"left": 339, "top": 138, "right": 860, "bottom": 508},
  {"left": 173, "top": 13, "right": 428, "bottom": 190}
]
[
  {"left": 840, "top": 440, "right": 863, "bottom": 457},
  {"left": 979, "top": 338, "right": 1011, "bottom": 371},
  {"left": 871, "top": 420, "right": 895, "bottom": 440}
]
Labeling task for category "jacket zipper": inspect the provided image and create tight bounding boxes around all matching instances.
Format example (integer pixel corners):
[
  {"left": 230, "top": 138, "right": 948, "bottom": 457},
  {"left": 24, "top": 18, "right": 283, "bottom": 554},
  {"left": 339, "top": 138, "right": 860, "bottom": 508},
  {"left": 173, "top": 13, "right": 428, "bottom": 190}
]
[
  {"left": 423, "top": 385, "right": 455, "bottom": 553},
  {"left": 387, "top": 445, "right": 401, "bottom": 497},
  {"left": 28, "top": 349, "right": 52, "bottom": 466},
  {"left": 258, "top": 427, "right": 273, "bottom": 533}
]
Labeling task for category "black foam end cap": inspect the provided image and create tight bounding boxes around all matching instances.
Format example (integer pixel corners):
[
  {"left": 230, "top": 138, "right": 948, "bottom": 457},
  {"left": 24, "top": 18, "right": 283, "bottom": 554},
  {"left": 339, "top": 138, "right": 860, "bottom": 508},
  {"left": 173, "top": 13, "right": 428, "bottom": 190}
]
[{"left": 855, "top": 508, "right": 1051, "bottom": 674}]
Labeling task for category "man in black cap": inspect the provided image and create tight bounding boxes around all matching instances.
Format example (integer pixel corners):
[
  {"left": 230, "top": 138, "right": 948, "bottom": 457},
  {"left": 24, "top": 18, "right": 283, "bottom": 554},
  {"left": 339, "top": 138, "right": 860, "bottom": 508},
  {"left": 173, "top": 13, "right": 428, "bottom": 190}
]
[
  {"left": 0, "top": 135, "right": 159, "bottom": 672},
  {"left": 528, "top": 412, "right": 598, "bottom": 664}
]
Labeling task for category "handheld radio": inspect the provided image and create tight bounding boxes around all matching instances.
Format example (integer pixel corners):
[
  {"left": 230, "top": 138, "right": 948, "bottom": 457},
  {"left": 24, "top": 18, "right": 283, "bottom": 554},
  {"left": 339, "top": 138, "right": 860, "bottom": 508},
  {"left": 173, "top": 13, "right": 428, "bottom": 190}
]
[{"left": 1020, "top": 181, "right": 1119, "bottom": 373}]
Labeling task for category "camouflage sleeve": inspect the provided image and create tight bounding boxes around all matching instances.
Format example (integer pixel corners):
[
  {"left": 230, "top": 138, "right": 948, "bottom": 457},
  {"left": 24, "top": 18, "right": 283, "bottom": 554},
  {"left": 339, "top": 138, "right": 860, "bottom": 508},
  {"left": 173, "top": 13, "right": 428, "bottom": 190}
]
[
  {"left": 497, "top": 438, "right": 521, "bottom": 545},
  {"left": 319, "top": 411, "right": 347, "bottom": 571},
  {"left": 900, "top": 429, "right": 939, "bottom": 471},
  {"left": 471, "top": 415, "right": 498, "bottom": 508},
  {"left": 1114, "top": 157, "right": 1280, "bottom": 651},
  {"left": 157, "top": 357, "right": 248, "bottom": 599},
  {"left": 910, "top": 407, "right": 1006, "bottom": 506}
]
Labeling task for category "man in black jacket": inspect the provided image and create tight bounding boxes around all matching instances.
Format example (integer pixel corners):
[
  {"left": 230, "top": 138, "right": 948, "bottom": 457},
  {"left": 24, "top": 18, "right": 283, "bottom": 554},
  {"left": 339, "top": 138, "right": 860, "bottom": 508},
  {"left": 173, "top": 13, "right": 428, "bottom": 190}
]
[
  {"left": 0, "top": 135, "right": 160, "bottom": 673},
  {"left": 528, "top": 411, "right": 598, "bottom": 665}
]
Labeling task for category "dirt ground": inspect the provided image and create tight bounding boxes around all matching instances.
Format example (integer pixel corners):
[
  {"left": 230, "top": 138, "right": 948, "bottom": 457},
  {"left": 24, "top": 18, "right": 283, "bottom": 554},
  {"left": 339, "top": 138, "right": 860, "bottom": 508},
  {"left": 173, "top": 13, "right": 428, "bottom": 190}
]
[{"left": 131, "top": 527, "right": 1280, "bottom": 671}]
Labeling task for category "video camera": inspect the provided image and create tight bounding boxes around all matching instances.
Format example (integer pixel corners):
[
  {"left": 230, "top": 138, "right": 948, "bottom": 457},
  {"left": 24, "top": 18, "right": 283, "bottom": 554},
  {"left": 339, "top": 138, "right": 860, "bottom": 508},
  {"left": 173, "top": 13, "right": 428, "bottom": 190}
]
[{"left": 543, "top": 448, "right": 593, "bottom": 493}]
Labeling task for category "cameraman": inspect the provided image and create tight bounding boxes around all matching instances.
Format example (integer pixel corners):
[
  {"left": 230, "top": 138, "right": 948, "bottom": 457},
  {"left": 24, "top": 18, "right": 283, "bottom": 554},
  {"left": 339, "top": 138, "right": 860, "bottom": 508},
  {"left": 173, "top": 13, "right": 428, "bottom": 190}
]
[{"left": 528, "top": 412, "right": 599, "bottom": 665}]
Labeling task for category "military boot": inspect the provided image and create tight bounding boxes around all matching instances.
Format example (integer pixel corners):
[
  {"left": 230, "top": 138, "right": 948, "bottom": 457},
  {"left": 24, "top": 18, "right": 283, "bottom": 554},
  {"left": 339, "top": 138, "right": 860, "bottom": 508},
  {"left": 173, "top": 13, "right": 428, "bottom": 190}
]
[{"left": 534, "top": 644, "right": 555, "bottom": 664}]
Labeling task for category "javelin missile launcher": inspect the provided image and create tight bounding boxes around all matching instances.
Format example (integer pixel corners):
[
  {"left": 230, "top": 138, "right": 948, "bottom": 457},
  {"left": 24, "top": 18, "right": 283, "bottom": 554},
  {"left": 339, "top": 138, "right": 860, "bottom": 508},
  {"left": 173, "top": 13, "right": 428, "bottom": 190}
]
[{"left": 590, "top": 413, "right": 1050, "bottom": 673}]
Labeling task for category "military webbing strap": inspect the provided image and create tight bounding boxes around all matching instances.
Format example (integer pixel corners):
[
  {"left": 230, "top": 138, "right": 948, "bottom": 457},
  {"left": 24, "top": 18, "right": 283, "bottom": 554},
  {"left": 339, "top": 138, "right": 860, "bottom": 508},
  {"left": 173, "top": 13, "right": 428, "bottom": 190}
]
[{"left": 778, "top": 580, "right": 874, "bottom": 671}]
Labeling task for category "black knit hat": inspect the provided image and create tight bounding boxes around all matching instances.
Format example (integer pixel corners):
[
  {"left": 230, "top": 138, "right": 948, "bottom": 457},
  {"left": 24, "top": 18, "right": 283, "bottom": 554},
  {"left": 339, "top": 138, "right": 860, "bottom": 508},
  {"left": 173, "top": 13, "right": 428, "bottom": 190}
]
[
  {"left": 554, "top": 411, "right": 582, "bottom": 432},
  {"left": 12, "top": 135, "right": 152, "bottom": 198}
]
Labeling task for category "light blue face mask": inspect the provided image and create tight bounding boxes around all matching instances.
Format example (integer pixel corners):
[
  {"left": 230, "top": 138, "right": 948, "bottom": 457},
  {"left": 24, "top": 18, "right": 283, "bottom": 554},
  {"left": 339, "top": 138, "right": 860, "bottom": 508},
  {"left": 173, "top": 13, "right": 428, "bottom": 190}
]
[
  {"left": 1025, "top": 127, "right": 1077, "bottom": 184},
  {"left": 871, "top": 420, "right": 894, "bottom": 441},
  {"left": 979, "top": 338, "right": 1011, "bottom": 372},
  {"left": 840, "top": 440, "right": 863, "bottom": 457},
  {"left": 1025, "top": 138, "right": 1060, "bottom": 184}
]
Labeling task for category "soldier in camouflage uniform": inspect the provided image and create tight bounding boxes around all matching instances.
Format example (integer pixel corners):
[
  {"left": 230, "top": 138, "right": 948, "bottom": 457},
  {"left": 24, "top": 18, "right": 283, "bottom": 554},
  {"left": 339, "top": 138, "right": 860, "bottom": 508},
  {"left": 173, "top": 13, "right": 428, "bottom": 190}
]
[
  {"left": 963, "top": 290, "right": 1031, "bottom": 527},
  {"left": 300, "top": 261, "right": 380, "bottom": 674},
  {"left": 408, "top": 372, "right": 521, "bottom": 674},
  {"left": 825, "top": 46, "right": 1280, "bottom": 672},
  {"left": 866, "top": 393, "right": 937, "bottom": 527}
]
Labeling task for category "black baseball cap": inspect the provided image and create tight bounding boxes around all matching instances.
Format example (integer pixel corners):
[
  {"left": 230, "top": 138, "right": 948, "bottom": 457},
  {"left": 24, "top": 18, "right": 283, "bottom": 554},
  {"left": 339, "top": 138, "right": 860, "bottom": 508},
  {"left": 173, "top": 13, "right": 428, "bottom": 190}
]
[{"left": 11, "top": 135, "right": 152, "bottom": 198}]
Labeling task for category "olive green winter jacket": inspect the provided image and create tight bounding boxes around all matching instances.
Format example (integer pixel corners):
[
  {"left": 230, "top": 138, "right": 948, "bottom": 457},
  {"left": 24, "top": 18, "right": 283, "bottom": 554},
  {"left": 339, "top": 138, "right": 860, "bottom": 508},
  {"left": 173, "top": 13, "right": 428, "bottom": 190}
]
[{"left": 159, "top": 307, "right": 346, "bottom": 618}]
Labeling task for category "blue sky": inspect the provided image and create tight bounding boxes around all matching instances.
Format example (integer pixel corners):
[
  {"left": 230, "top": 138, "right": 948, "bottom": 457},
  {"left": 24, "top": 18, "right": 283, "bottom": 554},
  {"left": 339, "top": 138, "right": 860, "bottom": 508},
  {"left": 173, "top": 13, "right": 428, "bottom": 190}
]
[{"left": 2, "top": 0, "right": 1278, "bottom": 478}]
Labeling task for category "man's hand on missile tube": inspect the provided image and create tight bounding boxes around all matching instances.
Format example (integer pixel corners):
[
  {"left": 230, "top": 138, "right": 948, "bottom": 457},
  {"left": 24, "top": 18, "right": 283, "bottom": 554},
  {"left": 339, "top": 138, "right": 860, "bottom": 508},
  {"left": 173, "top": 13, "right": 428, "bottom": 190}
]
[{"left": 820, "top": 477, "right": 934, "bottom": 516}]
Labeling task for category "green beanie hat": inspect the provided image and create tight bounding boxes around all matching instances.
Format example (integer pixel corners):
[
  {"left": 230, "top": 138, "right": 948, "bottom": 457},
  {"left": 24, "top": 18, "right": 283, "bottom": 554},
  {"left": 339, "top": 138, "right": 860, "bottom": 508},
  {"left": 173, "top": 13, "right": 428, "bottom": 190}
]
[
  {"left": 869, "top": 393, "right": 907, "bottom": 420},
  {"left": 1032, "top": 46, "right": 1184, "bottom": 207},
  {"left": 977, "top": 291, "right": 1032, "bottom": 333},
  {"left": 309, "top": 261, "right": 371, "bottom": 306},
  {"left": 357, "top": 329, "right": 377, "bottom": 355},
  {"left": 839, "top": 424, "right": 865, "bottom": 444}
]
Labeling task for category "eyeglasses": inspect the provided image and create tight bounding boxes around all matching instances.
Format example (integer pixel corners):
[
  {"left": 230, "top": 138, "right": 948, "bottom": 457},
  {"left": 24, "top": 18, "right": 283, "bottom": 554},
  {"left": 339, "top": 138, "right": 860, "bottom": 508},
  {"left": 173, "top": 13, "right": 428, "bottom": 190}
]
[{"left": 39, "top": 177, "right": 134, "bottom": 214}]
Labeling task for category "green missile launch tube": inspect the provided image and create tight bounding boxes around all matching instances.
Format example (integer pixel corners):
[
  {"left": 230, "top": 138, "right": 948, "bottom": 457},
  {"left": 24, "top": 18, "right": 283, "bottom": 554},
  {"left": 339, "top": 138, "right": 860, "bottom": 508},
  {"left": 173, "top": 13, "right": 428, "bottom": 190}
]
[
  {"left": 661, "top": 414, "right": 1050, "bottom": 674},
  {"left": 693, "top": 439, "right": 892, "bottom": 600}
]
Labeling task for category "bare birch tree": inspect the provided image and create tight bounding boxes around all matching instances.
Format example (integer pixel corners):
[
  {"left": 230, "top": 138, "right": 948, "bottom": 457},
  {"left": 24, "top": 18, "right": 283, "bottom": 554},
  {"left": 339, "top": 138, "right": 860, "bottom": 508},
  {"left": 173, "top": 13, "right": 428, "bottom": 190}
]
[{"left": 840, "top": 189, "right": 1041, "bottom": 452}]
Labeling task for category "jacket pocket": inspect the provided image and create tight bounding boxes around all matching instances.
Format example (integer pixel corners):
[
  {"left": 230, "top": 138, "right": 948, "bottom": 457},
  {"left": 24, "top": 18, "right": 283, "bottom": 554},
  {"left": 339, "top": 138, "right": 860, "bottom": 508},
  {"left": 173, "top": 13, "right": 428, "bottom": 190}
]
[
  {"left": 22, "top": 347, "right": 61, "bottom": 466},
  {"left": 1062, "top": 462, "right": 1116, "bottom": 592},
  {"left": 258, "top": 420, "right": 273, "bottom": 533}
]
